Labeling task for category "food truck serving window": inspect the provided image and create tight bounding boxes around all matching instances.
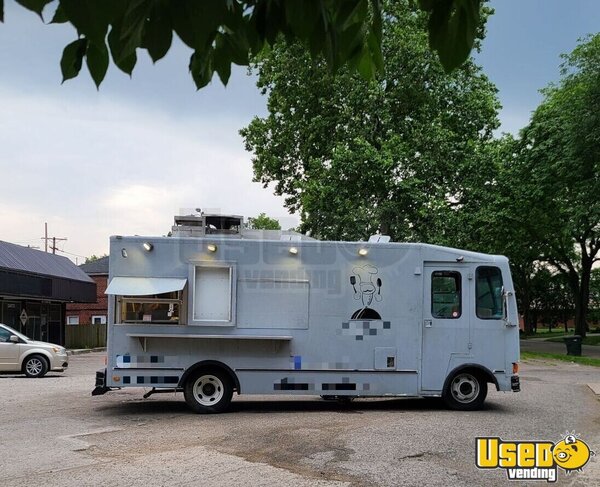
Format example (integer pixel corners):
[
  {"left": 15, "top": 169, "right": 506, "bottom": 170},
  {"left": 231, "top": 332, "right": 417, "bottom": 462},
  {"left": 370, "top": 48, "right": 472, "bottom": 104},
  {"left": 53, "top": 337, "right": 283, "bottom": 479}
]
[
  {"left": 120, "top": 291, "right": 182, "bottom": 324},
  {"left": 105, "top": 277, "right": 188, "bottom": 325}
]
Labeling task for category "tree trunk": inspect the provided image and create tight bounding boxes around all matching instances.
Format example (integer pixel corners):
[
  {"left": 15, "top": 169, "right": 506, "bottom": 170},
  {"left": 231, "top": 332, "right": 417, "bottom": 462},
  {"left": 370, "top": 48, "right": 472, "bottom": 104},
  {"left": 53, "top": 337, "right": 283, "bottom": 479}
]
[
  {"left": 524, "top": 308, "right": 538, "bottom": 335},
  {"left": 519, "top": 275, "right": 534, "bottom": 335},
  {"left": 574, "top": 266, "right": 591, "bottom": 338}
]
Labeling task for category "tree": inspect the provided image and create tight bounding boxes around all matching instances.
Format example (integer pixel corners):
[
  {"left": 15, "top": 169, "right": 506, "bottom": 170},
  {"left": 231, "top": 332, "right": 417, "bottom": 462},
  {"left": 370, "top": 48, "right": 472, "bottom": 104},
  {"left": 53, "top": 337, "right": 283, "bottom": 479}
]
[
  {"left": 589, "top": 269, "right": 600, "bottom": 327},
  {"left": 4, "top": 0, "right": 485, "bottom": 88},
  {"left": 84, "top": 254, "right": 107, "bottom": 263},
  {"left": 247, "top": 212, "right": 281, "bottom": 230},
  {"left": 503, "top": 35, "right": 600, "bottom": 338},
  {"left": 539, "top": 272, "right": 574, "bottom": 333},
  {"left": 241, "top": 0, "right": 499, "bottom": 242},
  {"left": 436, "top": 135, "right": 548, "bottom": 334}
]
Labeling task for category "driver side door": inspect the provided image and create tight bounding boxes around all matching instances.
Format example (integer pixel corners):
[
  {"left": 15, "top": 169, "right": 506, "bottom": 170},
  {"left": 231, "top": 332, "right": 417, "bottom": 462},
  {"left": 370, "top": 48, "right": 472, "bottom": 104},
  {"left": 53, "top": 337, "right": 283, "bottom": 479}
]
[{"left": 0, "top": 327, "right": 20, "bottom": 370}]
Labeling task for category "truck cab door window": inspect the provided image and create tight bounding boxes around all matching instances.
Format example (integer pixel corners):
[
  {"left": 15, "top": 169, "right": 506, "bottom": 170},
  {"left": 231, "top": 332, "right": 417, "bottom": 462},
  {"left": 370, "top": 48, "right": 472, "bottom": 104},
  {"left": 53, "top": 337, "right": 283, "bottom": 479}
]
[
  {"left": 476, "top": 266, "right": 504, "bottom": 319},
  {"left": 431, "top": 271, "right": 461, "bottom": 319}
]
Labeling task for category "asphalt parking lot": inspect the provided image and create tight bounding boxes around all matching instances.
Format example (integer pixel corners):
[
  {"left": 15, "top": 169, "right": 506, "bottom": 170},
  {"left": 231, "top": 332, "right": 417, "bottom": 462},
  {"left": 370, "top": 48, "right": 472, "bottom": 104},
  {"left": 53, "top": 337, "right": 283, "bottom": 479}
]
[{"left": 1, "top": 352, "right": 598, "bottom": 487}]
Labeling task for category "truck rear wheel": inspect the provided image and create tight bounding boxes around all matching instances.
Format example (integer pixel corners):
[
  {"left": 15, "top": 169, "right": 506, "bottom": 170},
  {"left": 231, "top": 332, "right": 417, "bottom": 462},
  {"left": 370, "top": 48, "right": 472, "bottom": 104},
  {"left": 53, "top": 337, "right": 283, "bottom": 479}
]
[
  {"left": 442, "top": 371, "right": 487, "bottom": 411},
  {"left": 184, "top": 369, "right": 233, "bottom": 414}
]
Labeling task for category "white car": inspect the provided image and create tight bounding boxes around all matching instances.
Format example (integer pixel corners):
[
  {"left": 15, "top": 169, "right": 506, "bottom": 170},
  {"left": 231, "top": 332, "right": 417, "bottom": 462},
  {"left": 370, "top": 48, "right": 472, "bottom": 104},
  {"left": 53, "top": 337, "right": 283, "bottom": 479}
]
[{"left": 0, "top": 323, "right": 68, "bottom": 378}]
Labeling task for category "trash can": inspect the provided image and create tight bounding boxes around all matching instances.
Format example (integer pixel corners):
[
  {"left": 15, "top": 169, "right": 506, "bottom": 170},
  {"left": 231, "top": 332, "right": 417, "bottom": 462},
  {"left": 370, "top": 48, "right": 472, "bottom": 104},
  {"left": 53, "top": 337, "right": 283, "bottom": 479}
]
[{"left": 563, "top": 335, "right": 582, "bottom": 356}]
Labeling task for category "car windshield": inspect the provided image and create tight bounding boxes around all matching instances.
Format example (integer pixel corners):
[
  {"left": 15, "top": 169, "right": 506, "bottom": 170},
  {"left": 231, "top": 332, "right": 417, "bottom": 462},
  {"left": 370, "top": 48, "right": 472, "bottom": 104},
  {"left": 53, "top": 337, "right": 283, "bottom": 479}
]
[{"left": 0, "top": 324, "right": 30, "bottom": 342}]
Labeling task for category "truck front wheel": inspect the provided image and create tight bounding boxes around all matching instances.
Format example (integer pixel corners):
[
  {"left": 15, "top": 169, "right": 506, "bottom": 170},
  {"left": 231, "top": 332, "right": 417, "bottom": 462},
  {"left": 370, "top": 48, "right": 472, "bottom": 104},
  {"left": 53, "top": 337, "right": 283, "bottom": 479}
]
[
  {"left": 184, "top": 369, "right": 233, "bottom": 414},
  {"left": 442, "top": 371, "right": 487, "bottom": 411}
]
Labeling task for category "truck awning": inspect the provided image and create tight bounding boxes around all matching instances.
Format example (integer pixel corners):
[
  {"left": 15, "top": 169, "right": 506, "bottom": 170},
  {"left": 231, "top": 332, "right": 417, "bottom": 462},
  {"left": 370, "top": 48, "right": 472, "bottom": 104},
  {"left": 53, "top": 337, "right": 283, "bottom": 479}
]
[{"left": 105, "top": 277, "right": 187, "bottom": 296}]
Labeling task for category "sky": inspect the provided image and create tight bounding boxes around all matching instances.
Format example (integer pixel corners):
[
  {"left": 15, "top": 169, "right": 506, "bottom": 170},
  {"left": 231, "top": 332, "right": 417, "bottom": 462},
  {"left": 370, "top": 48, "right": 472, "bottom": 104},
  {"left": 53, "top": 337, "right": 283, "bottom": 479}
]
[{"left": 0, "top": 0, "right": 598, "bottom": 262}]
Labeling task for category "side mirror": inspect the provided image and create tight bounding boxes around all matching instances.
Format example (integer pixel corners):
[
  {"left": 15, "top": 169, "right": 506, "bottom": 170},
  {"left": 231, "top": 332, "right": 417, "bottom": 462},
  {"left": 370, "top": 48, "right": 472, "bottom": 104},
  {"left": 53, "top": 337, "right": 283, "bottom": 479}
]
[
  {"left": 9, "top": 335, "right": 19, "bottom": 343},
  {"left": 502, "top": 287, "right": 517, "bottom": 327}
]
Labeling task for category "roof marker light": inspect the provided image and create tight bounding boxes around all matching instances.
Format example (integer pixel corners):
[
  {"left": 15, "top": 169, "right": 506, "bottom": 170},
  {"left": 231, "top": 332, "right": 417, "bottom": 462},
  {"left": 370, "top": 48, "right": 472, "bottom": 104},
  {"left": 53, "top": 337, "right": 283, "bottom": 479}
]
[
  {"left": 358, "top": 248, "right": 368, "bottom": 256},
  {"left": 143, "top": 242, "right": 154, "bottom": 252}
]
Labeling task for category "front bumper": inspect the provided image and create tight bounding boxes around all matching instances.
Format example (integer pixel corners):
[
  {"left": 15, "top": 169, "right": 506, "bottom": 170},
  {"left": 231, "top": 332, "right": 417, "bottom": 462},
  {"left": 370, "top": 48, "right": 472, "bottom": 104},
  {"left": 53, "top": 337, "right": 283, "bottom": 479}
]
[
  {"left": 50, "top": 353, "right": 69, "bottom": 371},
  {"left": 511, "top": 375, "right": 520, "bottom": 392}
]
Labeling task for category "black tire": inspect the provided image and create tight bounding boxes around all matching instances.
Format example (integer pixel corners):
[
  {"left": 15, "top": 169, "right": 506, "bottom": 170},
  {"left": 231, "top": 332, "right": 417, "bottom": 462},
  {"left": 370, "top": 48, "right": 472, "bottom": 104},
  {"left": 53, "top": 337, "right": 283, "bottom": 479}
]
[
  {"left": 183, "top": 368, "right": 233, "bottom": 414},
  {"left": 321, "top": 395, "right": 354, "bottom": 403},
  {"left": 321, "top": 395, "right": 337, "bottom": 401},
  {"left": 23, "top": 354, "right": 49, "bottom": 378},
  {"left": 442, "top": 371, "right": 487, "bottom": 411}
]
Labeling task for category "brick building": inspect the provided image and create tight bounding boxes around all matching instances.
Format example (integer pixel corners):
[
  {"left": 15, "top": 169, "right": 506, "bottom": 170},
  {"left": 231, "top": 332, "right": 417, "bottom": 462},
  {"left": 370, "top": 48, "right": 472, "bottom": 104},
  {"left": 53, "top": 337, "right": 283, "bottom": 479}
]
[{"left": 66, "top": 256, "right": 108, "bottom": 325}]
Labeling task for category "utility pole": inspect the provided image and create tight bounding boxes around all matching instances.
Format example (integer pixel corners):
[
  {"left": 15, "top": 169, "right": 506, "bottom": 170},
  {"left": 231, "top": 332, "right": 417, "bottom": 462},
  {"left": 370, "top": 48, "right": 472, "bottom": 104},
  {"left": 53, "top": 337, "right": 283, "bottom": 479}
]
[
  {"left": 41, "top": 224, "right": 67, "bottom": 254},
  {"left": 50, "top": 236, "right": 67, "bottom": 254}
]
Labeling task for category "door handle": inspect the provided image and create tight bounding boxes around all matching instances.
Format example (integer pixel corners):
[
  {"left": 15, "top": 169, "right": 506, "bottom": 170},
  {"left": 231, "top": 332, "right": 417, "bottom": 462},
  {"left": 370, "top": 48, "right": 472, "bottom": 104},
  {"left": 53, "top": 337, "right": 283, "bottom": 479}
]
[{"left": 424, "top": 319, "right": 432, "bottom": 328}]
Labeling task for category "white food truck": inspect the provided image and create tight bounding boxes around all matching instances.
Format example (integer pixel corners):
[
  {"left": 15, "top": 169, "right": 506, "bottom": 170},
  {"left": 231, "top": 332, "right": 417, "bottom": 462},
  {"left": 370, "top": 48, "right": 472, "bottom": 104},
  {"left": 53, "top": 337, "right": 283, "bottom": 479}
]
[{"left": 93, "top": 213, "right": 520, "bottom": 413}]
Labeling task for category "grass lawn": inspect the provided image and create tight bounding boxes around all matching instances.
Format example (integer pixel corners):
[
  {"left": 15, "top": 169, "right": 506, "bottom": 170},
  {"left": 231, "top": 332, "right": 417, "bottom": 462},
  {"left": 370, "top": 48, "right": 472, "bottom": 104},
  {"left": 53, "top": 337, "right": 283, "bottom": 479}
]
[
  {"left": 520, "top": 329, "right": 571, "bottom": 339},
  {"left": 545, "top": 335, "right": 600, "bottom": 346},
  {"left": 520, "top": 351, "right": 600, "bottom": 367}
]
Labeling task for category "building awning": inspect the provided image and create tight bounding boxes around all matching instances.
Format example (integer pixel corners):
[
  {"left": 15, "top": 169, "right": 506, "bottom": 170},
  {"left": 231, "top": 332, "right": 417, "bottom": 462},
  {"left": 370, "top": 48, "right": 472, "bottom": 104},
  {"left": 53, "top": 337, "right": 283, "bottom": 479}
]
[{"left": 105, "top": 277, "right": 187, "bottom": 296}]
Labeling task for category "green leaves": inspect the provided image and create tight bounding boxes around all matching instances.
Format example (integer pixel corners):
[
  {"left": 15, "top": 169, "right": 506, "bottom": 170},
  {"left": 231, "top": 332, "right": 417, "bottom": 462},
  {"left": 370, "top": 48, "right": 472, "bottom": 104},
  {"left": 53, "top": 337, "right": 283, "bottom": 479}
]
[
  {"left": 420, "top": 0, "right": 481, "bottom": 72},
  {"left": 86, "top": 41, "right": 109, "bottom": 88},
  {"left": 108, "top": 20, "right": 137, "bottom": 75},
  {"left": 189, "top": 50, "right": 213, "bottom": 89},
  {"left": 241, "top": 1, "right": 498, "bottom": 242},
  {"left": 484, "top": 35, "right": 600, "bottom": 337},
  {"left": 60, "top": 38, "right": 87, "bottom": 82},
  {"left": 60, "top": 0, "right": 113, "bottom": 45},
  {"left": 10, "top": 0, "right": 484, "bottom": 88},
  {"left": 248, "top": 213, "right": 281, "bottom": 230},
  {"left": 141, "top": 1, "right": 172, "bottom": 63},
  {"left": 50, "top": 3, "right": 67, "bottom": 24},
  {"left": 14, "top": 0, "right": 53, "bottom": 19}
]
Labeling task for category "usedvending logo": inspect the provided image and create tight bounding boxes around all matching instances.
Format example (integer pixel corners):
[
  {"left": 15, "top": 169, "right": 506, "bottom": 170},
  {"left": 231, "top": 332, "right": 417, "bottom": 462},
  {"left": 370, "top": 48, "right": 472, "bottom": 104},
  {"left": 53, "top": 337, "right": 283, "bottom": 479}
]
[{"left": 476, "top": 433, "right": 595, "bottom": 482}]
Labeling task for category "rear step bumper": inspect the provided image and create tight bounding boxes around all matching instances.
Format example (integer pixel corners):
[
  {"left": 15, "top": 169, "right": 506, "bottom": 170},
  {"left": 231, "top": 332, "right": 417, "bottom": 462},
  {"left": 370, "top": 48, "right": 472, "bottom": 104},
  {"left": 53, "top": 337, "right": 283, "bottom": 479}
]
[{"left": 92, "top": 368, "right": 111, "bottom": 396}]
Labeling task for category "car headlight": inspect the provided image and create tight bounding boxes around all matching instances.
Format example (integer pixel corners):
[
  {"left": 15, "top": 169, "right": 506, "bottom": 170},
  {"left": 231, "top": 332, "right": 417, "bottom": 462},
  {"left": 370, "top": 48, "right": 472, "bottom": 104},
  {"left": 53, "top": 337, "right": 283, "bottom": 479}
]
[{"left": 52, "top": 347, "right": 66, "bottom": 354}]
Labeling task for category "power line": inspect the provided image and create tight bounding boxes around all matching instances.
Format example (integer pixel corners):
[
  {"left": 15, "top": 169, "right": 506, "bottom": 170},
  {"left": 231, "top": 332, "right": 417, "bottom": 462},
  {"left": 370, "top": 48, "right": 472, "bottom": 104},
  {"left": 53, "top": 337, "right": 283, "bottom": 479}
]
[{"left": 56, "top": 248, "right": 87, "bottom": 259}]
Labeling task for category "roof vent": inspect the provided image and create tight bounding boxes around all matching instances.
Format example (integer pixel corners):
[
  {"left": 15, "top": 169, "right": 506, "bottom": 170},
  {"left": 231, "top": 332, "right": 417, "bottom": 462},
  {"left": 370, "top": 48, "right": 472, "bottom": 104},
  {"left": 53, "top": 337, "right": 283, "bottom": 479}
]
[
  {"left": 368, "top": 235, "right": 391, "bottom": 243},
  {"left": 171, "top": 212, "right": 243, "bottom": 238}
]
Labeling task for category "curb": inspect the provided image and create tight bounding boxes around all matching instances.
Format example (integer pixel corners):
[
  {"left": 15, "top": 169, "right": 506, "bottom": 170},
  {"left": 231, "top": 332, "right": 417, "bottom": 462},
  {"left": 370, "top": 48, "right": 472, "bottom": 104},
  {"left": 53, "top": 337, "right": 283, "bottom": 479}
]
[
  {"left": 587, "top": 383, "right": 600, "bottom": 396},
  {"left": 67, "top": 347, "right": 106, "bottom": 355}
]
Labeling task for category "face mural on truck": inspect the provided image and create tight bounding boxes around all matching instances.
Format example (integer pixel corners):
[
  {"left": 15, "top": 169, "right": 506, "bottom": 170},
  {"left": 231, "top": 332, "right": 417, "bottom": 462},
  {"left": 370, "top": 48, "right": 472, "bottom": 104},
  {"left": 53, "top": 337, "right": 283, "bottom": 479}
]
[{"left": 350, "top": 264, "right": 383, "bottom": 319}]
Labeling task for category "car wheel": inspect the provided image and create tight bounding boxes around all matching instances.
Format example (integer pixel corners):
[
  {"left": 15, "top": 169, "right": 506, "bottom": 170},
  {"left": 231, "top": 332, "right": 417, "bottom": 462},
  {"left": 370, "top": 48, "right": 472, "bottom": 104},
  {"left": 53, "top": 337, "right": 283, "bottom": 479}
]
[
  {"left": 184, "top": 369, "right": 233, "bottom": 414},
  {"left": 23, "top": 355, "right": 49, "bottom": 378},
  {"left": 442, "top": 371, "right": 487, "bottom": 411}
]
